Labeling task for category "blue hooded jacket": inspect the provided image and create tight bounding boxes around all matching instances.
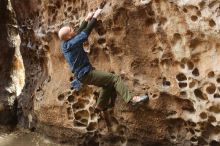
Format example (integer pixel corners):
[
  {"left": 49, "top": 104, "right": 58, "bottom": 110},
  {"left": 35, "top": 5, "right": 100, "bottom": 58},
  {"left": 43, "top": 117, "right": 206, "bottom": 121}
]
[
  {"left": 61, "top": 31, "right": 93, "bottom": 90},
  {"left": 60, "top": 18, "right": 97, "bottom": 91},
  {"left": 61, "top": 31, "right": 92, "bottom": 79}
]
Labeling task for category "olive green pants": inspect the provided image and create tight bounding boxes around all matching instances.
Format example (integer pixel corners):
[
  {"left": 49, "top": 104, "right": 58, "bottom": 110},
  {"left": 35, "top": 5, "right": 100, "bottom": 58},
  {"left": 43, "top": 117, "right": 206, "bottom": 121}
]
[{"left": 80, "top": 70, "right": 132, "bottom": 109}]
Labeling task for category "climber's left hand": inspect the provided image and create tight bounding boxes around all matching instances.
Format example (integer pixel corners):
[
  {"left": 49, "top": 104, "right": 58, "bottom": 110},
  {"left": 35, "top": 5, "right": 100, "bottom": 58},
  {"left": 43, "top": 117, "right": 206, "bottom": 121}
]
[{"left": 85, "top": 12, "right": 94, "bottom": 21}]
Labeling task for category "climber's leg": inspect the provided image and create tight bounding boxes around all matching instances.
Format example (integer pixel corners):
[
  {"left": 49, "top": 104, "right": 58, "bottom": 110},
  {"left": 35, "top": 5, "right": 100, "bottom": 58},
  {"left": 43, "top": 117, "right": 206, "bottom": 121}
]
[
  {"left": 81, "top": 70, "right": 132, "bottom": 105},
  {"left": 95, "top": 86, "right": 117, "bottom": 111}
]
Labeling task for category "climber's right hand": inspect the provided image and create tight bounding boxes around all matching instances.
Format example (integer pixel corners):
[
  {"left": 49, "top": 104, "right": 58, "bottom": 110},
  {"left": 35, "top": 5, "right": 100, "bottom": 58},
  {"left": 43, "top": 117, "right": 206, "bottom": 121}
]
[{"left": 99, "top": 0, "right": 107, "bottom": 9}]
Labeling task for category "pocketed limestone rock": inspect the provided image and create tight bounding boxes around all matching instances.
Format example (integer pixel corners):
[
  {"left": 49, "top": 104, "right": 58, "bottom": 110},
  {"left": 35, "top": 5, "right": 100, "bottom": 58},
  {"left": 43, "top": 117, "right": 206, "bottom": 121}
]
[{"left": 2, "top": 0, "right": 220, "bottom": 145}]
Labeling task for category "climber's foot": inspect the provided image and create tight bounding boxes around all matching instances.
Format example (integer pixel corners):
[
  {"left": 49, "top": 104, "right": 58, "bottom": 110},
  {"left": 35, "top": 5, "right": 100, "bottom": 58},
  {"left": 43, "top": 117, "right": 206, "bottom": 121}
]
[{"left": 130, "top": 95, "right": 149, "bottom": 105}]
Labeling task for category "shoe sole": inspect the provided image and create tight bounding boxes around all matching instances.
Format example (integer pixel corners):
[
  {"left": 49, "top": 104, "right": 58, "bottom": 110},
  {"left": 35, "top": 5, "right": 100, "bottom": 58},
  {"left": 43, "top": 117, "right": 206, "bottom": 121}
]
[{"left": 131, "top": 97, "right": 149, "bottom": 106}]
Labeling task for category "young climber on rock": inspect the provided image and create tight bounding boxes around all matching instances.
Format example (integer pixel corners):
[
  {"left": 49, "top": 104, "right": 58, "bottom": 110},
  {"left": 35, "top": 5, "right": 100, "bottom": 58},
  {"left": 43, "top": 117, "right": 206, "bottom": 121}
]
[{"left": 58, "top": 4, "right": 149, "bottom": 112}]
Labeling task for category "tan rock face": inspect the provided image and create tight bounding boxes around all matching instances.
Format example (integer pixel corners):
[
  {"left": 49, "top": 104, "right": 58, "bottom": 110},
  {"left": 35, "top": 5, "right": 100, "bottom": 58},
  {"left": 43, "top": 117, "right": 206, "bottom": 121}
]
[{"left": 0, "top": 0, "right": 219, "bottom": 145}]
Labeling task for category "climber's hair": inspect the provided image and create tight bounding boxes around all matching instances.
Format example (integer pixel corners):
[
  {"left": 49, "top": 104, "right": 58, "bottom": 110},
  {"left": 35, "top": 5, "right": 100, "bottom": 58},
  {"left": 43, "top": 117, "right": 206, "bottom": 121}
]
[{"left": 58, "top": 25, "right": 71, "bottom": 41}]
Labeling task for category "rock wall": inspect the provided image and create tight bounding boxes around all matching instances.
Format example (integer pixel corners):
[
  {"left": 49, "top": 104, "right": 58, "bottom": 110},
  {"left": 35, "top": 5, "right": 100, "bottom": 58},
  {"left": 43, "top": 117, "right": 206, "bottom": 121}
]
[
  {"left": 1, "top": 0, "right": 220, "bottom": 145},
  {"left": 0, "top": 0, "right": 24, "bottom": 125}
]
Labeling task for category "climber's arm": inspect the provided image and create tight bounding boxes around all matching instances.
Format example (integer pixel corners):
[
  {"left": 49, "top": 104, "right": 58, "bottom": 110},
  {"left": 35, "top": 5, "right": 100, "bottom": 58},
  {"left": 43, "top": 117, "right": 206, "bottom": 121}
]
[
  {"left": 76, "top": 12, "right": 94, "bottom": 34},
  {"left": 82, "top": 9, "right": 102, "bottom": 36},
  {"left": 76, "top": 21, "right": 88, "bottom": 34},
  {"left": 82, "top": 18, "right": 97, "bottom": 36}
]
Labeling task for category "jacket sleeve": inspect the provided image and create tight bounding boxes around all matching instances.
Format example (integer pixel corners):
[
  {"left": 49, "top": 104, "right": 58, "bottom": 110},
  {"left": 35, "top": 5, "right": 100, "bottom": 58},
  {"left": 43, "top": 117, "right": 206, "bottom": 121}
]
[
  {"left": 82, "top": 18, "right": 97, "bottom": 36},
  {"left": 66, "top": 32, "right": 88, "bottom": 49},
  {"left": 76, "top": 20, "right": 88, "bottom": 34}
]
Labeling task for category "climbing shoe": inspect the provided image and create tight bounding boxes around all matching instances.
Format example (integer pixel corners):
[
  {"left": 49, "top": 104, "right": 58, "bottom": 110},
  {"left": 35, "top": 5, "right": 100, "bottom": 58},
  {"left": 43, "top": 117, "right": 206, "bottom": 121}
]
[{"left": 130, "top": 95, "right": 149, "bottom": 105}]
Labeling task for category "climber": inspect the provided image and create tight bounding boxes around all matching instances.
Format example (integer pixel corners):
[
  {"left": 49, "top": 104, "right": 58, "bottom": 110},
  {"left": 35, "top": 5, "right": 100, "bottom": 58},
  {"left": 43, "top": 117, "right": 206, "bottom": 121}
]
[{"left": 58, "top": 4, "right": 149, "bottom": 112}]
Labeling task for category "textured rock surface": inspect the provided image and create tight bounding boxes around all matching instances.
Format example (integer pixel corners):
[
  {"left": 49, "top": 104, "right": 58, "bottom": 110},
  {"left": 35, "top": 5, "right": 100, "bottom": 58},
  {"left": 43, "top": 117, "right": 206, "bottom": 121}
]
[
  {"left": 0, "top": 0, "right": 24, "bottom": 125},
  {"left": 1, "top": 0, "right": 220, "bottom": 145}
]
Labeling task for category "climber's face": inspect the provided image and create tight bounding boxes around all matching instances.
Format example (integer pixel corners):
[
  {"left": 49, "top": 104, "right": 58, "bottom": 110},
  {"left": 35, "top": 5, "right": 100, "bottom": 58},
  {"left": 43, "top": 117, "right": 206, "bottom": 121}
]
[
  {"left": 58, "top": 26, "right": 76, "bottom": 41},
  {"left": 67, "top": 26, "right": 75, "bottom": 38}
]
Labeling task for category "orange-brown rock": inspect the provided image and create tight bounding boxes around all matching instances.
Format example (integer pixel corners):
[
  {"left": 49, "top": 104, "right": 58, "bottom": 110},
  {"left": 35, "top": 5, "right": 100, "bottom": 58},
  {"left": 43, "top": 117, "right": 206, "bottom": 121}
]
[{"left": 1, "top": 0, "right": 220, "bottom": 145}]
